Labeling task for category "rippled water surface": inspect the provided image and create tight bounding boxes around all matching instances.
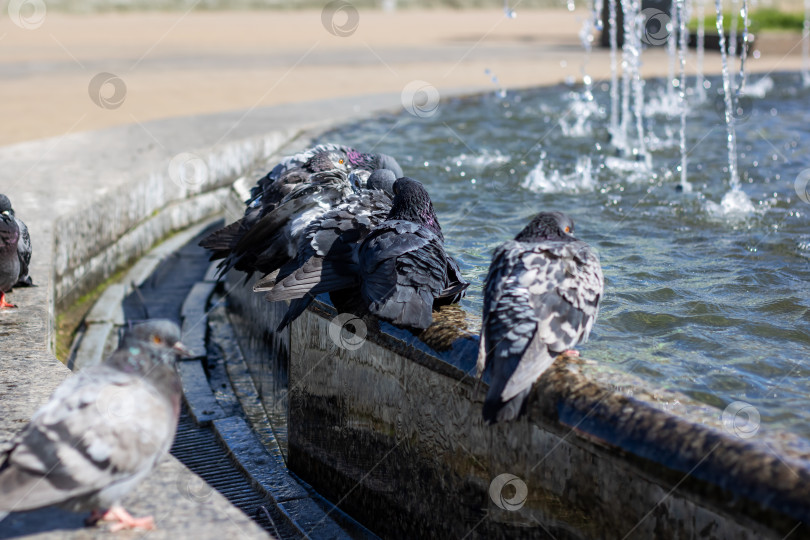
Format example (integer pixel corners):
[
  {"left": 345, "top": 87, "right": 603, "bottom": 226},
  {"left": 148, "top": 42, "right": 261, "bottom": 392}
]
[{"left": 318, "top": 73, "right": 810, "bottom": 438}]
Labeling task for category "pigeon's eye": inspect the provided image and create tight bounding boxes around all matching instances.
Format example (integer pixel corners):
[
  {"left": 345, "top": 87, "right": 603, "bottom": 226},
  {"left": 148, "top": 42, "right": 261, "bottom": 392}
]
[
  {"left": 338, "top": 158, "right": 345, "bottom": 165},
  {"left": 564, "top": 226, "right": 571, "bottom": 233},
  {"left": 152, "top": 335, "right": 163, "bottom": 345}
]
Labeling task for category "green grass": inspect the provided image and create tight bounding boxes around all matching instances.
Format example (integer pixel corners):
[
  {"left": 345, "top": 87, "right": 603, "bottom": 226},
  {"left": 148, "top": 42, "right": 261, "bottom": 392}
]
[{"left": 688, "top": 8, "right": 806, "bottom": 34}]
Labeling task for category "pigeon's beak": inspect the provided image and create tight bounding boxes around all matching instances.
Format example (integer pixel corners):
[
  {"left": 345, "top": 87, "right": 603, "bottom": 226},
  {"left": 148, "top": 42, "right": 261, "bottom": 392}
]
[{"left": 172, "top": 341, "right": 192, "bottom": 357}]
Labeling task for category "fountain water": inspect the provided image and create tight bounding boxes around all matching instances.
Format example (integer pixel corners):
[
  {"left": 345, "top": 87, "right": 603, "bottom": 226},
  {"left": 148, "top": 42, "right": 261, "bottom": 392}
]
[
  {"left": 738, "top": 0, "right": 750, "bottom": 92},
  {"left": 677, "top": 0, "right": 692, "bottom": 191},
  {"left": 608, "top": 0, "right": 621, "bottom": 133},
  {"left": 804, "top": 0, "right": 810, "bottom": 86},
  {"left": 695, "top": 0, "right": 707, "bottom": 100}
]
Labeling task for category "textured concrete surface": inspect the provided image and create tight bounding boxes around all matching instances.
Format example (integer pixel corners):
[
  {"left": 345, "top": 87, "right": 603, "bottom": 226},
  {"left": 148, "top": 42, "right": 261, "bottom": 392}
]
[{"left": 0, "top": 92, "right": 418, "bottom": 538}]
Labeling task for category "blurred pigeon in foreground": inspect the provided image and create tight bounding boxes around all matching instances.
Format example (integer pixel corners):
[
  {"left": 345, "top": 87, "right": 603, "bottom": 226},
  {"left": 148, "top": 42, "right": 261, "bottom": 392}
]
[
  {"left": 256, "top": 169, "right": 398, "bottom": 329},
  {"left": 478, "top": 212, "right": 603, "bottom": 423},
  {"left": 0, "top": 320, "right": 188, "bottom": 531},
  {"left": 0, "top": 195, "right": 33, "bottom": 308},
  {"left": 357, "top": 177, "right": 469, "bottom": 330}
]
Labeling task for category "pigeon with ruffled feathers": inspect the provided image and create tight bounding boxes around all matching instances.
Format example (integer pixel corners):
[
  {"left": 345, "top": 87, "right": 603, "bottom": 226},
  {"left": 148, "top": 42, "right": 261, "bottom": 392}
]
[
  {"left": 478, "top": 212, "right": 603, "bottom": 423},
  {"left": 248, "top": 144, "right": 402, "bottom": 210},
  {"left": 256, "top": 169, "right": 398, "bottom": 329},
  {"left": 0, "top": 320, "right": 188, "bottom": 531},
  {"left": 207, "top": 168, "right": 361, "bottom": 283},
  {"left": 200, "top": 144, "right": 403, "bottom": 282}
]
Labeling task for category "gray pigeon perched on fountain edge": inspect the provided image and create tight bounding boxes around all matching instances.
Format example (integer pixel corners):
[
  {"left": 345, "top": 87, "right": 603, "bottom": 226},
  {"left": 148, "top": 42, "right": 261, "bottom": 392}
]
[
  {"left": 478, "top": 212, "right": 603, "bottom": 424},
  {"left": 0, "top": 320, "right": 189, "bottom": 531}
]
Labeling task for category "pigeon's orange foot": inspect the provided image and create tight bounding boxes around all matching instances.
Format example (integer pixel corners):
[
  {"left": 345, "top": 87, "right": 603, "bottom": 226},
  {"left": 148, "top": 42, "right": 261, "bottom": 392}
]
[
  {"left": 99, "top": 506, "right": 156, "bottom": 532},
  {"left": 563, "top": 349, "right": 580, "bottom": 357},
  {"left": 0, "top": 292, "right": 16, "bottom": 309}
]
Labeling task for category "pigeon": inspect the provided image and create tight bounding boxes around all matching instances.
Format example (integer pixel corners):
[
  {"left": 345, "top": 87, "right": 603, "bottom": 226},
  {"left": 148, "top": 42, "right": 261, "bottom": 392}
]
[
  {"left": 200, "top": 144, "right": 402, "bottom": 282},
  {"left": 0, "top": 194, "right": 33, "bottom": 309},
  {"left": 0, "top": 320, "right": 189, "bottom": 531},
  {"left": 256, "top": 169, "right": 398, "bottom": 330},
  {"left": 357, "top": 177, "right": 469, "bottom": 330},
  {"left": 0, "top": 196, "right": 33, "bottom": 289},
  {"left": 478, "top": 212, "right": 603, "bottom": 424}
]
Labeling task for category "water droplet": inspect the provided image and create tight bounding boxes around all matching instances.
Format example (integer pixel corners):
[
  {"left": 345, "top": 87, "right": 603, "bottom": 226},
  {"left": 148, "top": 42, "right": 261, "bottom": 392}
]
[
  {"left": 753, "top": 50, "right": 761, "bottom": 59},
  {"left": 470, "top": 178, "right": 476, "bottom": 184},
  {"left": 423, "top": 161, "right": 429, "bottom": 167},
  {"left": 567, "top": 0, "right": 575, "bottom": 11},
  {"left": 703, "top": 80, "right": 711, "bottom": 89}
]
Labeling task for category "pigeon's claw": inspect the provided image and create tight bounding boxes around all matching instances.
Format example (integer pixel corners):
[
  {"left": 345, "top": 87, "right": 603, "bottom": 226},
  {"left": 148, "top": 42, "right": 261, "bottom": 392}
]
[
  {"left": 563, "top": 349, "right": 580, "bottom": 357},
  {"left": 100, "top": 506, "right": 156, "bottom": 532},
  {"left": 0, "top": 292, "right": 16, "bottom": 309}
]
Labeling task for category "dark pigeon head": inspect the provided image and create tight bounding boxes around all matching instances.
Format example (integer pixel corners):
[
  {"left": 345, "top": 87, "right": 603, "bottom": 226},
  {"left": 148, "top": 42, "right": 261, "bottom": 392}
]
[
  {"left": 0, "top": 195, "right": 12, "bottom": 214},
  {"left": 122, "top": 319, "right": 189, "bottom": 368},
  {"left": 514, "top": 212, "right": 576, "bottom": 242},
  {"left": 388, "top": 177, "right": 443, "bottom": 240},
  {"left": 366, "top": 169, "right": 397, "bottom": 196}
]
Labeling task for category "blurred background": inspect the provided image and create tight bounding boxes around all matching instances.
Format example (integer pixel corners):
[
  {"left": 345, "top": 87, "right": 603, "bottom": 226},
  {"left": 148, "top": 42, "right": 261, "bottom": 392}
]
[{"left": 0, "top": 0, "right": 805, "bottom": 145}]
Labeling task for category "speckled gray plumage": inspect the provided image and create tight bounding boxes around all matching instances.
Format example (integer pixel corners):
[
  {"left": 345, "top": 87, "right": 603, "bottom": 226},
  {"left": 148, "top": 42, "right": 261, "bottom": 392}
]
[
  {"left": 0, "top": 194, "right": 33, "bottom": 291},
  {"left": 0, "top": 320, "right": 185, "bottom": 517},
  {"left": 479, "top": 212, "right": 603, "bottom": 423},
  {"left": 207, "top": 169, "right": 360, "bottom": 283},
  {"left": 247, "top": 144, "right": 402, "bottom": 211},
  {"left": 256, "top": 173, "right": 396, "bottom": 329}
]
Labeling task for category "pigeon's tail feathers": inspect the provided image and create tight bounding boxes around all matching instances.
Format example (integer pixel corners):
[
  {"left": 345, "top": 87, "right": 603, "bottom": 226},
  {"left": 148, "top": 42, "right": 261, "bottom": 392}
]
[
  {"left": 253, "top": 269, "right": 281, "bottom": 291},
  {"left": 482, "top": 340, "right": 556, "bottom": 424},
  {"left": 276, "top": 296, "right": 315, "bottom": 331},
  {"left": 483, "top": 387, "right": 531, "bottom": 424},
  {"left": 14, "top": 275, "right": 34, "bottom": 288},
  {"left": 199, "top": 219, "right": 245, "bottom": 258}
]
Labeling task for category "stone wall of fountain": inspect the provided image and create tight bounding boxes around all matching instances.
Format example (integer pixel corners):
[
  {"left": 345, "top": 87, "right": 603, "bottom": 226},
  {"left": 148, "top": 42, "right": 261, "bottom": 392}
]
[{"left": 222, "top": 170, "right": 810, "bottom": 539}]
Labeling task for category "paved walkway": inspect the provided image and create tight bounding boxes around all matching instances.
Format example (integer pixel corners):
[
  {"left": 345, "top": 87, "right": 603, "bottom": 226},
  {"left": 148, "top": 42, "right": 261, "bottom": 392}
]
[{"left": 0, "top": 8, "right": 805, "bottom": 145}]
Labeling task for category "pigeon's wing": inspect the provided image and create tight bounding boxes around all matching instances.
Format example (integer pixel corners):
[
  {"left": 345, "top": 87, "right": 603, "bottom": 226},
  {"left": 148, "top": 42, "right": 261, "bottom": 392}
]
[
  {"left": 360, "top": 222, "right": 448, "bottom": 329},
  {"left": 480, "top": 240, "right": 603, "bottom": 423},
  {"left": 0, "top": 364, "right": 177, "bottom": 512},
  {"left": 14, "top": 217, "right": 32, "bottom": 286},
  {"left": 257, "top": 190, "right": 390, "bottom": 319}
]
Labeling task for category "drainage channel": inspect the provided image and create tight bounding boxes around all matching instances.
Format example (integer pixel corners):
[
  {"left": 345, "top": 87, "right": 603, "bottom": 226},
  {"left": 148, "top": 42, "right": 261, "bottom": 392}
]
[{"left": 74, "top": 220, "right": 376, "bottom": 539}]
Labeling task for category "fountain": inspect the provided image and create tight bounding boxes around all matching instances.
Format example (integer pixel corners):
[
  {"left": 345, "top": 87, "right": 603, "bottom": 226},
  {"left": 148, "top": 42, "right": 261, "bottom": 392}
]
[{"left": 215, "top": 2, "right": 810, "bottom": 538}]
